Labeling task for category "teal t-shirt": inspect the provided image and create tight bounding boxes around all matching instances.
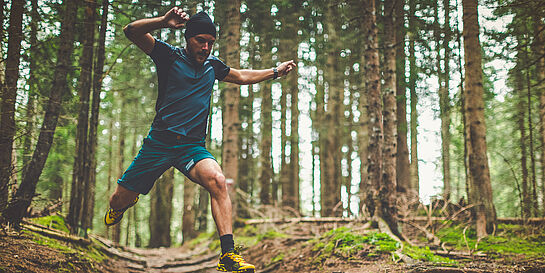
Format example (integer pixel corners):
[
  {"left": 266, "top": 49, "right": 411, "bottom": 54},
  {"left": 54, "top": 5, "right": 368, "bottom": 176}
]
[{"left": 148, "top": 39, "right": 230, "bottom": 139}]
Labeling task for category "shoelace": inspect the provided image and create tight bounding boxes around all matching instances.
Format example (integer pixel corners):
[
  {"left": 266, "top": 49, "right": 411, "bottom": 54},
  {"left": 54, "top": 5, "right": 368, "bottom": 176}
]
[
  {"left": 108, "top": 208, "right": 123, "bottom": 219},
  {"left": 227, "top": 252, "right": 245, "bottom": 263}
]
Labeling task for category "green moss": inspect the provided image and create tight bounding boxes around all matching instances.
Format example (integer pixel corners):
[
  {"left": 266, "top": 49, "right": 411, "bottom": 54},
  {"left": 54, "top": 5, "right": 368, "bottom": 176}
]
[
  {"left": 271, "top": 253, "right": 284, "bottom": 263},
  {"left": 311, "top": 227, "right": 400, "bottom": 258},
  {"left": 29, "top": 215, "right": 70, "bottom": 234},
  {"left": 403, "top": 245, "right": 453, "bottom": 263},
  {"left": 25, "top": 230, "right": 74, "bottom": 253},
  {"left": 257, "top": 230, "right": 288, "bottom": 241},
  {"left": 436, "top": 224, "right": 545, "bottom": 257}
]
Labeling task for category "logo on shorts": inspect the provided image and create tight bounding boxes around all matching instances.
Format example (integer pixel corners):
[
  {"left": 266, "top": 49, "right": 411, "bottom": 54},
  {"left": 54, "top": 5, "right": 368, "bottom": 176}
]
[{"left": 186, "top": 159, "right": 195, "bottom": 171}]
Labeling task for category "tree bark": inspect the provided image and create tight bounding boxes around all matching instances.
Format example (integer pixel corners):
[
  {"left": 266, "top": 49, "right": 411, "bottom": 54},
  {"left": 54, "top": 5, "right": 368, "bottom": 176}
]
[
  {"left": 462, "top": 0, "right": 497, "bottom": 237},
  {"left": 436, "top": 0, "right": 452, "bottom": 202},
  {"left": 362, "top": 0, "right": 382, "bottom": 218},
  {"left": 86, "top": 0, "right": 110, "bottom": 232},
  {"left": 0, "top": 0, "right": 25, "bottom": 216},
  {"left": 259, "top": 79, "right": 273, "bottom": 205},
  {"left": 3, "top": 0, "right": 78, "bottom": 226},
  {"left": 322, "top": 1, "right": 343, "bottom": 217},
  {"left": 148, "top": 170, "right": 174, "bottom": 247},
  {"left": 408, "top": 0, "right": 420, "bottom": 199},
  {"left": 182, "top": 176, "right": 198, "bottom": 243},
  {"left": 112, "top": 92, "right": 126, "bottom": 244},
  {"left": 280, "top": 2, "right": 300, "bottom": 211},
  {"left": 514, "top": 61, "right": 530, "bottom": 219},
  {"left": 382, "top": 0, "right": 399, "bottom": 235},
  {"left": 23, "top": 0, "right": 40, "bottom": 172},
  {"left": 217, "top": 0, "right": 241, "bottom": 218},
  {"left": 533, "top": 15, "right": 545, "bottom": 217},
  {"left": 68, "top": 0, "right": 97, "bottom": 234},
  {"left": 395, "top": 0, "right": 410, "bottom": 196}
]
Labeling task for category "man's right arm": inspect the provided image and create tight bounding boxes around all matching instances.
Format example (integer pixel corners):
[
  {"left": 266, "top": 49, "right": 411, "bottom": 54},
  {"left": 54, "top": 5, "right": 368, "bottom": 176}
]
[{"left": 123, "top": 7, "right": 189, "bottom": 55}]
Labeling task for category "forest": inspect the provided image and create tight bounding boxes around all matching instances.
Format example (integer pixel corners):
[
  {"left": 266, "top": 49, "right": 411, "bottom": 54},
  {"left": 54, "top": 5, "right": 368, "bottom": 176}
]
[{"left": 0, "top": 0, "right": 545, "bottom": 272}]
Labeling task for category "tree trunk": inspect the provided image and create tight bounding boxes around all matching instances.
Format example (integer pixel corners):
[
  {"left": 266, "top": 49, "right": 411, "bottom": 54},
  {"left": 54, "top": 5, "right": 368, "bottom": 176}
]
[
  {"left": 0, "top": 0, "right": 24, "bottom": 216},
  {"left": 259, "top": 79, "right": 273, "bottom": 205},
  {"left": 408, "top": 0, "right": 420, "bottom": 199},
  {"left": 435, "top": 0, "right": 452, "bottom": 203},
  {"left": 183, "top": 176, "right": 198, "bottom": 243},
  {"left": 112, "top": 92, "right": 126, "bottom": 243},
  {"left": 3, "top": 0, "right": 78, "bottom": 226},
  {"left": 524, "top": 42, "right": 538, "bottom": 217},
  {"left": 441, "top": 0, "right": 452, "bottom": 202},
  {"left": 68, "top": 0, "right": 97, "bottom": 234},
  {"left": 395, "top": 0, "right": 410, "bottom": 196},
  {"left": 533, "top": 15, "right": 545, "bottom": 217},
  {"left": 382, "top": 0, "right": 399, "bottom": 234},
  {"left": 149, "top": 168, "right": 174, "bottom": 247},
  {"left": 462, "top": 0, "right": 496, "bottom": 237},
  {"left": 217, "top": 0, "right": 241, "bottom": 218},
  {"left": 362, "top": 0, "right": 382, "bottom": 218},
  {"left": 321, "top": 1, "right": 343, "bottom": 217},
  {"left": 280, "top": 3, "right": 300, "bottom": 211},
  {"left": 23, "top": 0, "right": 40, "bottom": 172},
  {"left": 514, "top": 61, "right": 530, "bottom": 219},
  {"left": 85, "top": 0, "right": 109, "bottom": 232}
]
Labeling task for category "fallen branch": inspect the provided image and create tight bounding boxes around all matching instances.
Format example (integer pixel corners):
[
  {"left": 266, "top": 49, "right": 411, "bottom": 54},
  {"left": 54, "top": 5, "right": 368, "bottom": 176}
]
[{"left": 244, "top": 217, "right": 371, "bottom": 225}]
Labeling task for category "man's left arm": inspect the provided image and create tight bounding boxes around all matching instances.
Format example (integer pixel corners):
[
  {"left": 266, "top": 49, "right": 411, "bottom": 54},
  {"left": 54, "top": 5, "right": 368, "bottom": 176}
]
[{"left": 223, "top": 60, "right": 297, "bottom": 85}]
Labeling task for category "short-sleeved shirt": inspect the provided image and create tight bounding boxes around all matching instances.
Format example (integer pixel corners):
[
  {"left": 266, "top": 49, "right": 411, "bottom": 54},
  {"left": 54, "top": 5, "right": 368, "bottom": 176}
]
[{"left": 148, "top": 39, "right": 230, "bottom": 139}]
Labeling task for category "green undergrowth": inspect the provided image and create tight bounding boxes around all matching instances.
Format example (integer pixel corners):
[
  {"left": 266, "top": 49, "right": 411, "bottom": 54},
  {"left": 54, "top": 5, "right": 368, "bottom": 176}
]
[
  {"left": 437, "top": 223, "right": 545, "bottom": 257},
  {"left": 28, "top": 214, "right": 70, "bottom": 233},
  {"left": 24, "top": 216, "right": 109, "bottom": 265},
  {"left": 310, "top": 227, "right": 453, "bottom": 266}
]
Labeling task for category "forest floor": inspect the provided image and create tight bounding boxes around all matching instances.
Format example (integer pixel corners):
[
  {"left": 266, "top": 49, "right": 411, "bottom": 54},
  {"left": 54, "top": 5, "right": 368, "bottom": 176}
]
[{"left": 1, "top": 215, "right": 545, "bottom": 273}]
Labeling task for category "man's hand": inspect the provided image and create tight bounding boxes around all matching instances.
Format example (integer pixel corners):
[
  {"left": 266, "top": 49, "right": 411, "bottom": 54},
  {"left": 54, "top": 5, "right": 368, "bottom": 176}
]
[
  {"left": 276, "top": 60, "right": 297, "bottom": 77},
  {"left": 163, "top": 7, "right": 189, "bottom": 29}
]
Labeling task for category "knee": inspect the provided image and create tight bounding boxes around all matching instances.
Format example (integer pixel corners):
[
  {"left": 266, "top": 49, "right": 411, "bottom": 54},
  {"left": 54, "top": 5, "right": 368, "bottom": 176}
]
[{"left": 207, "top": 172, "right": 227, "bottom": 194}]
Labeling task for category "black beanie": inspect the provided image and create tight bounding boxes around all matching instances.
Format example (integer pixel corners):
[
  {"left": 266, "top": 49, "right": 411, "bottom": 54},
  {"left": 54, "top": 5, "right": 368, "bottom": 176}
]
[{"left": 184, "top": 11, "right": 216, "bottom": 40}]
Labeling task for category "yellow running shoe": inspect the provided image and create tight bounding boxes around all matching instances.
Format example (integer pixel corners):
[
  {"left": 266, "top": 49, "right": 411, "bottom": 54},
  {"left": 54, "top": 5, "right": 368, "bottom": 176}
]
[
  {"left": 216, "top": 246, "right": 255, "bottom": 273},
  {"left": 104, "top": 196, "right": 139, "bottom": 226}
]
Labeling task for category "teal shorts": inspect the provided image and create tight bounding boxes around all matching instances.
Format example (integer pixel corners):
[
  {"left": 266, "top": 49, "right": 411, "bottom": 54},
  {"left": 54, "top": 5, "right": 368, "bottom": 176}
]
[{"left": 117, "top": 130, "right": 215, "bottom": 194}]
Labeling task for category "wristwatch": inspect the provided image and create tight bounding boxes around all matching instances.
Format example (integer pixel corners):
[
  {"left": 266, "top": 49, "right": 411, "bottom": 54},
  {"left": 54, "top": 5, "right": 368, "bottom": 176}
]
[{"left": 273, "top": 67, "right": 278, "bottom": 80}]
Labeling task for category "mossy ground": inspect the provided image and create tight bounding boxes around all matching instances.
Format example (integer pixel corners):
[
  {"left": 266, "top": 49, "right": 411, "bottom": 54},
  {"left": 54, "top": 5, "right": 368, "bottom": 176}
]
[{"left": 436, "top": 223, "right": 545, "bottom": 257}]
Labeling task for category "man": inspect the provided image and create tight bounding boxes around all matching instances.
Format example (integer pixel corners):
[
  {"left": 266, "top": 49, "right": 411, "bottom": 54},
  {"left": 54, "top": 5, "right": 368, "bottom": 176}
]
[{"left": 104, "top": 7, "right": 296, "bottom": 273}]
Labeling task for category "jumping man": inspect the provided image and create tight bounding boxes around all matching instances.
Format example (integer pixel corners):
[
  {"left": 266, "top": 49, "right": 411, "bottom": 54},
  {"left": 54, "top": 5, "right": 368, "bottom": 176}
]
[{"left": 104, "top": 7, "right": 296, "bottom": 273}]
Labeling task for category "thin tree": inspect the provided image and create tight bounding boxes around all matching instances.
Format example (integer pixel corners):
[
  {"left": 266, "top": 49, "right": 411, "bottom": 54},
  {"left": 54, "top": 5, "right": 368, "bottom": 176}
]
[
  {"left": 183, "top": 174, "right": 198, "bottom": 243},
  {"left": 0, "top": 0, "right": 24, "bottom": 216},
  {"left": 395, "top": 0, "right": 410, "bottom": 196},
  {"left": 216, "top": 0, "right": 242, "bottom": 217},
  {"left": 280, "top": 1, "right": 301, "bottom": 211},
  {"left": 68, "top": 0, "right": 97, "bottom": 234},
  {"left": 322, "top": 1, "right": 343, "bottom": 217},
  {"left": 382, "top": 0, "right": 400, "bottom": 235},
  {"left": 514, "top": 60, "right": 530, "bottom": 218},
  {"left": 148, "top": 172, "right": 174, "bottom": 247},
  {"left": 23, "top": 0, "right": 40, "bottom": 171},
  {"left": 3, "top": 0, "right": 79, "bottom": 226},
  {"left": 408, "top": 0, "right": 420, "bottom": 198},
  {"left": 436, "top": 0, "right": 452, "bottom": 202},
  {"left": 533, "top": 13, "right": 545, "bottom": 216},
  {"left": 86, "top": 0, "right": 110, "bottom": 232},
  {"left": 361, "top": 0, "right": 383, "bottom": 218},
  {"left": 462, "top": 0, "right": 497, "bottom": 237}
]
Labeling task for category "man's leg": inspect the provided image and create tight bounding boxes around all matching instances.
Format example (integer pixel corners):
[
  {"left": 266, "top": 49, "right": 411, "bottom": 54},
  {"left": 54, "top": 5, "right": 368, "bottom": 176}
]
[
  {"left": 188, "top": 158, "right": 255, "bottom": 272},
  {"left": 109, "top": 184, "right": 140, "bottom": 210},
  {"left": 188, "top": 158, "right": 232, "bottom": 236}
]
